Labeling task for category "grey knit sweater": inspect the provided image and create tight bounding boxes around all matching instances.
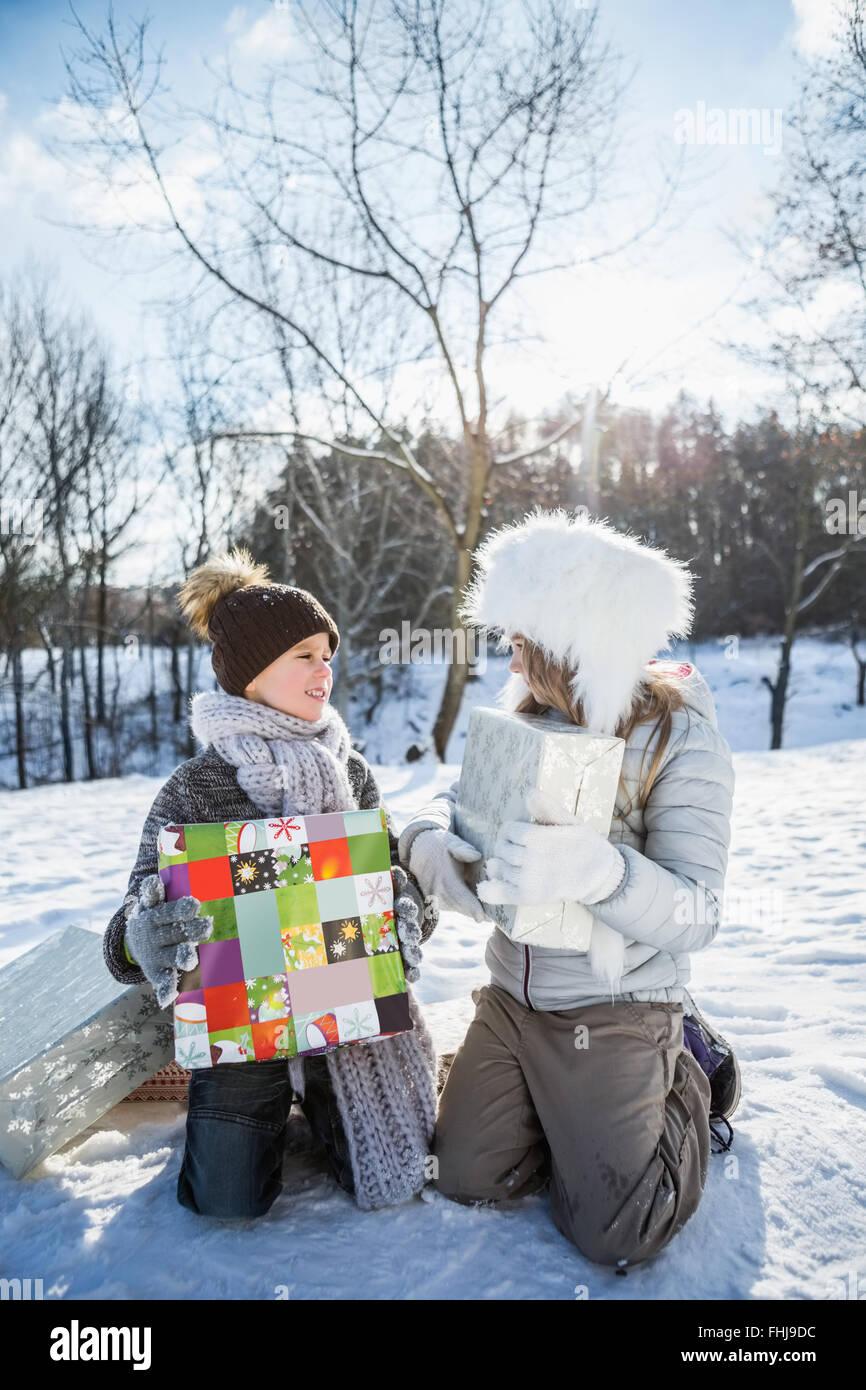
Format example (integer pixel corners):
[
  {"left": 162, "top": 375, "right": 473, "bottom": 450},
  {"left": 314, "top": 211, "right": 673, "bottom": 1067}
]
[{"left": 104, "top": 744, "right": 437, "bottom": 986}]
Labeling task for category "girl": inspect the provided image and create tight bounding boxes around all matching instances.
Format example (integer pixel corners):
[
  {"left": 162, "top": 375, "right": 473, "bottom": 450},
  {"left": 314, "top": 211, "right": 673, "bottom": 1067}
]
[
  {"left": 398, "top": 507, "right": 738, "bottom": 1269},
  {"left": 103, "top": 548, "right": 439, "bottom": 1217}
]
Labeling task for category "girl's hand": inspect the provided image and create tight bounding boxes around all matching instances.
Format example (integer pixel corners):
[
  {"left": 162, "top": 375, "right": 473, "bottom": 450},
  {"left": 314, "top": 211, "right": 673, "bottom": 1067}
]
[
  {"left": 476, "top": 788, "right": 627, "bottom": 908},
  {"left": 124, "top": 874, "right": 214, "bottom": 1009}
]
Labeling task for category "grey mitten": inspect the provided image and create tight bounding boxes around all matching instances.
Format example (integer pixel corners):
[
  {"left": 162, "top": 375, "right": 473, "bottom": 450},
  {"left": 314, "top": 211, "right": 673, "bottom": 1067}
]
[
  {"left": 124, "top": 874, "right": 214, "bottom": 1009},
  {"left": 408, "top": 828, "right": 490, "bottom": 924},
  {"left": 391, "top": 863, "right": 426, "bottom": 983}
]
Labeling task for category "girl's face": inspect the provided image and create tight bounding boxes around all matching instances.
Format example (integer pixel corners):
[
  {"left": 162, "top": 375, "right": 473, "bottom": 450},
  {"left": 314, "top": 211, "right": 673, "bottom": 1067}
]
[
  {"left": 244, "top": 632, "right": 334, "bottom": 720},
  {"left": 508, "top": 631, "right": 542, "bottom": 701},
  {"left": 507, "top": 632, "right": 526, "bottom": 678}
]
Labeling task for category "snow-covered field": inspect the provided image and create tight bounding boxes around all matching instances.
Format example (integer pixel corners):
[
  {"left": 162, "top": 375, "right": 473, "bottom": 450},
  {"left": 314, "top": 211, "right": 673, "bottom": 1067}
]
[{"left": 1, "top": 638, "right": 865, "bottom": 1300}]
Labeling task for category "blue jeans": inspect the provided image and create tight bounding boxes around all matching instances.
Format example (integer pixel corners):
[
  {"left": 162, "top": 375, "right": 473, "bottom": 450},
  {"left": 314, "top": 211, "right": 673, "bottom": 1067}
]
[{"left": 177, "top": 1054, "right": 354, "bottom": 1219}]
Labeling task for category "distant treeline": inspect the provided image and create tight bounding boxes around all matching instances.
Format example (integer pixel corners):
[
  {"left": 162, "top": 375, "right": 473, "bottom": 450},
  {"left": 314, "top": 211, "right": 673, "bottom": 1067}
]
[{"left": 2, "top": 346, "right": 865, "bottom": 787}]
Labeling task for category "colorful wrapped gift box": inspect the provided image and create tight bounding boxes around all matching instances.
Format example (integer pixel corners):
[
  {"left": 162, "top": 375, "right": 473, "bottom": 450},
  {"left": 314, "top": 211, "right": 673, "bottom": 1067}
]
[
  {"left": 453, "top": 708, "right": 625, "bottom": 951},
  {"left": 160, "top": 807, "right": 412, "bottom": 1067}
]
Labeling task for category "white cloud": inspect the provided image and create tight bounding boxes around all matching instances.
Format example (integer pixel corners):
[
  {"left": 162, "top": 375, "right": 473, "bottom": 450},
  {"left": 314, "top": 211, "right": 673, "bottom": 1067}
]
[
  {"left": 0, "top": 131, "right": 63, "bottom": 211},
  {"left": 224, "top": 7, "right": 248, "bottom": 37},
  {"left": 25, "top": 96, "right": 224, "bottom": 239},
  {"left": 230, "top": 5, "right": 297, "bottom": 61},
  {"left": 0, "top": 92, "right": 7, "bottom": 122},
  {"left": 791, "top": 0, "right": 847, "bottom": 56}
]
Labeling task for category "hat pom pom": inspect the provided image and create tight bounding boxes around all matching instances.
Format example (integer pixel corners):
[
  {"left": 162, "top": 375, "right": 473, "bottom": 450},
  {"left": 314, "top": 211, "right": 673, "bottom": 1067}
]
[{"left": 178, "top": 546, "right": 271, "bottom": 639}]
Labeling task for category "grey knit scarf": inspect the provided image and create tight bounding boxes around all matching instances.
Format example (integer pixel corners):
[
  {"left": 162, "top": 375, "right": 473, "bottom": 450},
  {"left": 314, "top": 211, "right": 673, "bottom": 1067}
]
[
  {"left": 190, "top": 690, "right": 358, "bottom": 818},
  {"left": 188, "top": 687, "right": 437, "bottom": 1211}
]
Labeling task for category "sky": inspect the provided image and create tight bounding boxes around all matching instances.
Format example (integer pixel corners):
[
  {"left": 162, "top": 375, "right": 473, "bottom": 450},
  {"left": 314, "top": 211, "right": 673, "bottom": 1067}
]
[{"left": 0, "top": 0, "right": 852, "bottom": 580}]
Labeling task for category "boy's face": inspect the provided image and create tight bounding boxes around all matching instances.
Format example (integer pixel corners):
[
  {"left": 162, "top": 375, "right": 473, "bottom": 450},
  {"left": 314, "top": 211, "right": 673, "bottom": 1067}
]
[{"left": 244, "top": 632, "right": 334, "bottom": 720}]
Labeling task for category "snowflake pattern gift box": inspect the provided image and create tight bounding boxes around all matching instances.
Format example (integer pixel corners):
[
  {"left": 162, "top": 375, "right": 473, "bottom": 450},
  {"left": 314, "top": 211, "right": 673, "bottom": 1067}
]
[
  {"left": 0, "top": 925, "right": 175, "bottom": 1179},
  {"left": 453, "top": 707, "right": 625, "bottom": 951},
  {"left": 159, "top": 808, "right": 412, "bottom": 1068}
]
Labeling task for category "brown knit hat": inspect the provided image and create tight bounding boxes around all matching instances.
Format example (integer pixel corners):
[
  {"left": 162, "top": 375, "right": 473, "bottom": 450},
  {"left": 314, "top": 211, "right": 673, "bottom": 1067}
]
[{"left": 177, "top": 547, "right": 340, "bottom": 696}]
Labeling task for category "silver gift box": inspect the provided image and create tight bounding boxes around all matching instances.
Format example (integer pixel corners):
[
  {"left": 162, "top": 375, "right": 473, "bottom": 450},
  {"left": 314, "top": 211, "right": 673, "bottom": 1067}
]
[
  {"left": 0, "top": 926, "right": 175, "bottom": 1178},
  {"left": 454, "top": 707, "right": 625, "bottom": 951}
]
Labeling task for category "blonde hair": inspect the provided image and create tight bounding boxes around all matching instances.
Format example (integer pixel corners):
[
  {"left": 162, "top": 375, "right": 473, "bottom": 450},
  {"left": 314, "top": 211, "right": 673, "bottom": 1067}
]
[{"left": 508, "top": 634, "right": 688, "bottom": 821}]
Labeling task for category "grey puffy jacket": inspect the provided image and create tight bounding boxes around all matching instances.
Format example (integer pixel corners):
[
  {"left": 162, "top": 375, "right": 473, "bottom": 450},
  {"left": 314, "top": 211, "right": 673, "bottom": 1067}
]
[{"left": 397, "top": 662, "right": 735, "bottom": 1011}]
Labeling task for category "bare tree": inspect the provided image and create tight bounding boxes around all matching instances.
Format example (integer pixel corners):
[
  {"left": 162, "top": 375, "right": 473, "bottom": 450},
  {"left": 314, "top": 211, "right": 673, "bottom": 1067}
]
[
  {"left": 0, "top": 274, "right": 145, "bottom": 785},
  {"left": 0, "top": 286, "right": 39, "bottom": 789},
  {"left": 237, "top": 436, "right": 454, "bottom": 732},
  {"left": 28, "top": 297, "right": 108, "bottom": 777},
  {"left": 729, "top": 0, "right": 866, "bottom": 743},
  {"left": 741, "top": 0, "right": 866, "bottom": 427},
  {"left": 753, "top": 406, "right": 865, "bottom": 748},
  {"left": 848, "top": 615, "right": 866, "bottom": 705},
  {"left": 58, "top": 0, "right": 682, "bottom": 756},
  {"left": 154, "top": 343, "right": 260, "bottom": 755}
]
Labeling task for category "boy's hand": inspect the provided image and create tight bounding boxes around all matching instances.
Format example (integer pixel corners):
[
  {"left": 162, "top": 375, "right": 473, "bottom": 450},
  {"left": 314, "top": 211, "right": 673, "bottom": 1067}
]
[
  {"left": 408, "top": 828, "right": 490, "bottom": 924},
  {"left": 391, "top": 863, "right": 423, "bottom": 982},
  {"left": 391, "top": 863, "right": 443, "bottom": 983},
  {"left": 124, "top": 874, "right": 214, "bottom": 1009}
]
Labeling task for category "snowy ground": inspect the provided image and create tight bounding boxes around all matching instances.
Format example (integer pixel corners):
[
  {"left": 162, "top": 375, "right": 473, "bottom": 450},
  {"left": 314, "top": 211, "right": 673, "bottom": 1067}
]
[{"left": 1, "top": 641, "right": 865, "bottom": 1300}]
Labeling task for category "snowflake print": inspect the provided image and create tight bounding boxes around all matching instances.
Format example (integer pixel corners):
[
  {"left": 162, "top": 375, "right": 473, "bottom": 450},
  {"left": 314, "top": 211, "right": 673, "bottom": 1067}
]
[
  {"left": 331, "top": 939, "right": 346, "bottom": 958},
  {"left": 269, "top": 818, "right": 302, "bottom": 842},
  {"left": 360, "top": 875, "right": 390, "bottom": 910},
  {"left": 177, "top": 1039, "right": 209, "bottom": 1068},
  {"left": 236, "top": 858, "right": 258, "bottom": 887},
  {"left": 341, "top": 1007, "right": 377, "bottom": 1040}
]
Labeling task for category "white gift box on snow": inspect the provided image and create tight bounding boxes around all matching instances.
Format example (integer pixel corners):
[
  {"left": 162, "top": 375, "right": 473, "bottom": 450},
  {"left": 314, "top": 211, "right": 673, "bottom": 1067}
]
[
  {"left": 0, "top": 926, "right": 175, "bottom": 1178},
  {"left": 454, "top": 707, "right": 625, "bottom": 951}
]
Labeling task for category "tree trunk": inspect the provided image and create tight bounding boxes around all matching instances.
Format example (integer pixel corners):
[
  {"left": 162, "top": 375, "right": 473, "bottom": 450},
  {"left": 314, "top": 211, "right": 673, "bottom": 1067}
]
[
  {"left": 170, "top": 628, "right": 183, "bottom": 723},
  {"left": 431, "top": 430, "right": 488, "bottom": 760},
  {"left": 762, "top": 635, "right": 791, "bottom": 751},
  {"left": 96, "top": 551, "right": 108, "bottom": 723},
  {"left": 38, "top": 623, "right": 57, "bottom": 694},
  {"left": 762, "top": 482, "right": 808, "bottom": 751},
  {"left": 59, "top": 641, "right": 74, "bottom": 781},
  {"left": 432, "top": 539, "right": 477, "bottom": 761},
  {"left": 12, "top": 644, "right": 27, "bottom": 790},
  {"left": 332, "top": 626, "right": 351, "bottom": 726},
  {"left": 184, "top": 633, "right": 197, "bottom": 757},
  {"left": 79, "top": 630, "right": 97, "bottom": 779},
  {"left": 148, "top": 611, "right": 159, "bottom": 759}
]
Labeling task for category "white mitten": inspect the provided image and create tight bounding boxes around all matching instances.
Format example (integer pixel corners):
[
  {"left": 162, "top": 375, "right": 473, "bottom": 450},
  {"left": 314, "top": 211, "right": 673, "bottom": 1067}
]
[
  {"left": 475, "top": 788, "right": 630, "bottom": 995},
  {"left": 476, "top": 788, "right": 627, "bottom": 908},
  {"left": 408, "top": 828, "right": 490, "bottom": 924}
]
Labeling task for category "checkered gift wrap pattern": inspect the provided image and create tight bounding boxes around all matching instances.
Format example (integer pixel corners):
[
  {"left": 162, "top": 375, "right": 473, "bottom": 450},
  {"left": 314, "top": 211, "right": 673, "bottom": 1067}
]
[{"left": 158, "top": 809, "right": 412, "bottom": 1068}]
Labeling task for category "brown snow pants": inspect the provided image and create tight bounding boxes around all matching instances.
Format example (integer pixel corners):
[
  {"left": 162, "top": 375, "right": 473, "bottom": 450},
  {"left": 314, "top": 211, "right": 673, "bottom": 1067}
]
[{"left": 433, "top": 984, "right": 711, "bottom": 1268}]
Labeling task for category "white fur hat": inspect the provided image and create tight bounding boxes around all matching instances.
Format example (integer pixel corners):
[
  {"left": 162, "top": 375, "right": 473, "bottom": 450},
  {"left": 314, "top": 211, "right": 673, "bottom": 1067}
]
[{"left": 458, "top": 506, "right": 695, "bottom": 735}]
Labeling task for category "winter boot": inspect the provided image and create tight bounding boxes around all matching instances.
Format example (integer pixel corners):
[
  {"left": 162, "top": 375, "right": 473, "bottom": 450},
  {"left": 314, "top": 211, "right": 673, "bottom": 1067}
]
[{"left": 681, "top": 988, "right": 741, "bottom": 1153}]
